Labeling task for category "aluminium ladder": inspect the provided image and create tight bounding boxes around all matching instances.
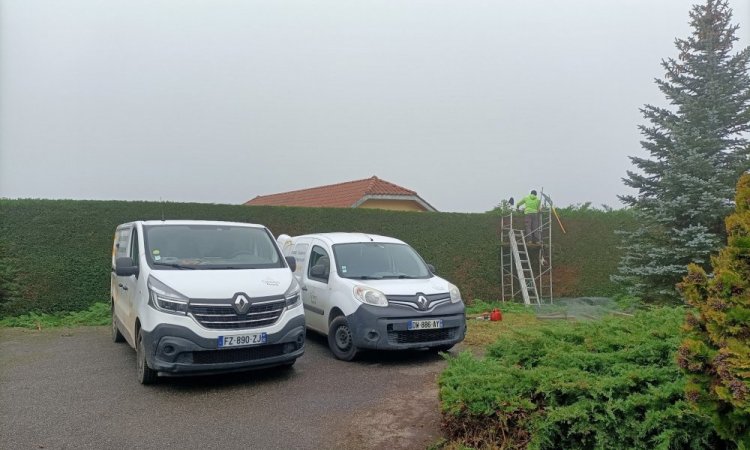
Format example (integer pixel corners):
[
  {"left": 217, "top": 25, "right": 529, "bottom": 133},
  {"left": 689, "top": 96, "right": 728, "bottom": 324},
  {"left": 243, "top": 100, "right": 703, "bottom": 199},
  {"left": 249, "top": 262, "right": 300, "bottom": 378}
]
[{"left": 508, "top": 229, "right": 541, "bottom": 306}]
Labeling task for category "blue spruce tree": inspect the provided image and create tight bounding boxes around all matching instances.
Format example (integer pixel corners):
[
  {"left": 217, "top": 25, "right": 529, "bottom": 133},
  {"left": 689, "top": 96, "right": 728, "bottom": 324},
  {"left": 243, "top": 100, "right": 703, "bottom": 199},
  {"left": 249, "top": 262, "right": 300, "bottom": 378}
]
[{"left": 614, "top": 0, "right": 750, "bottom": 301}]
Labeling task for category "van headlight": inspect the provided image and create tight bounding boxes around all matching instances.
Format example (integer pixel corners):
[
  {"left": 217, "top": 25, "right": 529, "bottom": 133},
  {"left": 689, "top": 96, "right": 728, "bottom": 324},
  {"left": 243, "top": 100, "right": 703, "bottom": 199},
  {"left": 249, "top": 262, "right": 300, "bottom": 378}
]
[
  {"left": 147, "top": 276, "right": 189, "bottom": 315},
  {"left": 353, "top": 285, "right": 388, "bottom": 307},
  {"left": 448, "top": 284, "right": 462, "bottom": 303},
  {"left": 284, "top": 278, "right": 301, "bottom": 308}
]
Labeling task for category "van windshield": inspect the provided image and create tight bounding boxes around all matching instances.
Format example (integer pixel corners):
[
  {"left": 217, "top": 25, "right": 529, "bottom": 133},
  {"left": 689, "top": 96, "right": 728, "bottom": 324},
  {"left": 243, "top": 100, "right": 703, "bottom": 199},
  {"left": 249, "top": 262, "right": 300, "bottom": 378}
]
[
  {"left": 332, "top": 243, "right": 431, "bottom": 279},
  {"left": 143, "top": 225, "right": 284, "bottom": 270}
]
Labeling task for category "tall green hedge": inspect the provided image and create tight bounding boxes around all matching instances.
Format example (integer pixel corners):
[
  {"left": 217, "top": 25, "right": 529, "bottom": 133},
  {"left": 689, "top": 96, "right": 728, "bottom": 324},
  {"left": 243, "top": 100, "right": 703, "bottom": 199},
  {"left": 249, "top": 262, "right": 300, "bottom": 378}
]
[{"left": 0, "top": 200, "right": 635, "bottom": 317}]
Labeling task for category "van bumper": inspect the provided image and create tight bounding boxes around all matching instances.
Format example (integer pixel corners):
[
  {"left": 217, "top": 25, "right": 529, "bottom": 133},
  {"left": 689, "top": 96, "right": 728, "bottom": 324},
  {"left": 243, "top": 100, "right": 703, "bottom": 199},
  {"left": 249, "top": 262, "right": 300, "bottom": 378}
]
[
  {"left": 140, "top": 314, "right": 305, "bottom": 376},
  {"left": 346, "top": 303, "right": 466, "bottom": 350}
]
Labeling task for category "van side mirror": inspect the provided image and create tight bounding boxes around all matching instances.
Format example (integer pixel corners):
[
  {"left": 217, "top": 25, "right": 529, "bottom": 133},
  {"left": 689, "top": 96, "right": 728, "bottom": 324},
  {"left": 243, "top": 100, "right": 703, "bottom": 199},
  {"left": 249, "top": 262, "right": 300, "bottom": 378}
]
[
  {"left": 285, "top": 256, "right": 297, "bottom": 272},
  {"left": 115, "top": 257, "right": 139, "bottom": 277},
  {"left": 427, "top": 264, "right": 436, "bottom": 274}
]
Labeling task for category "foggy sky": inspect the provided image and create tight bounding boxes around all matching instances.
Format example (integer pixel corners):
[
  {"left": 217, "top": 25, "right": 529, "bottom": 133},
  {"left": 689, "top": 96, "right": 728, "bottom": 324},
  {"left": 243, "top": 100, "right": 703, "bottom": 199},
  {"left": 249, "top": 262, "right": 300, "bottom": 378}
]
[{"left": 1, "top": 0, "right": 749, "bottom": 212}]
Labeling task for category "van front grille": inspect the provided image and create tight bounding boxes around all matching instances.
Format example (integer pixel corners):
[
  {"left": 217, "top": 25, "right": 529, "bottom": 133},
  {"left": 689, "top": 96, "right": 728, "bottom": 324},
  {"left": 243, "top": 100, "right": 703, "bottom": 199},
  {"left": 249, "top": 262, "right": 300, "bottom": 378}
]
[
  {"left": 386, "top": 326, "right": 459, "bottom": 345},
  {"left": 189, "top": 299, "right": 286, "bottom": 330},
  {"left": 192, "top": 344, "right": 287, "bottom": 364}
]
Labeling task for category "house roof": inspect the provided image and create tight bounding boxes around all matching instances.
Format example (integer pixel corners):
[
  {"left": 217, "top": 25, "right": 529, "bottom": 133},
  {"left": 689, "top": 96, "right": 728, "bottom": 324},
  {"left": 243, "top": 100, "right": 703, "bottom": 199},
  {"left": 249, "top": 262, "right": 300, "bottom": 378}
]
[{"left": 244, "top": 176, "right": 437, "bottom": 211}]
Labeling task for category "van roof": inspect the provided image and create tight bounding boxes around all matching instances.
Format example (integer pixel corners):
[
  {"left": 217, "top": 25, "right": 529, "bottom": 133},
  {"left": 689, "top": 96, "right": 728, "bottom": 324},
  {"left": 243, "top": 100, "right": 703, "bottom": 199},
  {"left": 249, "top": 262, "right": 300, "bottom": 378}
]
[
  {"left": 120, "top": 220, "right": 267, "bottom": 228},
  {"left": 293, "top": 232, "right": 406, "bottom": 245}
]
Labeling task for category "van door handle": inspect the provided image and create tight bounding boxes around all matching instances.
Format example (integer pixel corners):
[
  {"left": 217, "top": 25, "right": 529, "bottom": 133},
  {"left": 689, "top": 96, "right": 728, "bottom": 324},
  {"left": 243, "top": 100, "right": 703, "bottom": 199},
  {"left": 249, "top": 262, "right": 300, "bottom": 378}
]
[
  {"left": 118, "top": 283, "right": 128, "bottom": 291},
  {"left": 300, "top": 285, "right": 308, "bottom": 291}
]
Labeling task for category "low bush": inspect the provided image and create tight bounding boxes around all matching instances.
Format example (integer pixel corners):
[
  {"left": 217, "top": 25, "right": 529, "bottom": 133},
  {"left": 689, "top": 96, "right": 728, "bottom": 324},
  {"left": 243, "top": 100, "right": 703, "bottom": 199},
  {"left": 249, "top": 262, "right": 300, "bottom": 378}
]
[{"left": 439, "top": 308, "right": 726, "bottom": 449}]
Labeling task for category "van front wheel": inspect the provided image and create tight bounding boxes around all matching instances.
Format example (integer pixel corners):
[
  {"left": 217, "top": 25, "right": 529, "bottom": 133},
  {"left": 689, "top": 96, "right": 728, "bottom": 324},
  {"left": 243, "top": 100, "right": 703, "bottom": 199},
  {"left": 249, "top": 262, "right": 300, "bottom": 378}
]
[
  {"left": 328, "top": 316, "right": 358, "bottom": 361},
  {"left": 136, "top": 331, "right": 158, "bottom": 385}
]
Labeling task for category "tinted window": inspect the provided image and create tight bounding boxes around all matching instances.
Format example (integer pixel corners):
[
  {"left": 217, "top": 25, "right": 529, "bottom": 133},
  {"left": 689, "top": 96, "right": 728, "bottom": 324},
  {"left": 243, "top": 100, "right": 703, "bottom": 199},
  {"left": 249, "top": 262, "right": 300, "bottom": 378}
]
[
  {"left": 143, "top": 225, "right": 283, "bottom": 270},
  {"left": 332, "top": 243, "right": 430, "bottom": 280}
]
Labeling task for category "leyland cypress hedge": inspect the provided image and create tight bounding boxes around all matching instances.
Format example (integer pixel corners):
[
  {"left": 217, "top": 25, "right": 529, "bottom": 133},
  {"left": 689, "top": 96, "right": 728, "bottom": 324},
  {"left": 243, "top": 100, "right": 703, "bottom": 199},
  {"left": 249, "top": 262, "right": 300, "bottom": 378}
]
[{"left": 0, "top": 199, "right": 634, "bottom": 317}]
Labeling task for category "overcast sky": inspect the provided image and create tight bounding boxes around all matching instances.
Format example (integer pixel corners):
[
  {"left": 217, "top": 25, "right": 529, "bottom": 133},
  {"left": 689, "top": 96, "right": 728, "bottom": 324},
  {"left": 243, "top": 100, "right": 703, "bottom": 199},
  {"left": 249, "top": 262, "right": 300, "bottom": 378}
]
[{"left": 1, "top": 0, "right": 748, "bottom": 212}]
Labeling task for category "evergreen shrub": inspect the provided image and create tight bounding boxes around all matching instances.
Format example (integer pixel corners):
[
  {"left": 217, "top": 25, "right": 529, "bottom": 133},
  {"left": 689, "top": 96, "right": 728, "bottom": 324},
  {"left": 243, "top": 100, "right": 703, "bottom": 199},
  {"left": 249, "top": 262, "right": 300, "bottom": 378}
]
[
  {"left": 439, "top": 308, "right": 724, "bottom": 449},
  {"left": 678, "top": 173, "right": 750, "bottom": 446}
]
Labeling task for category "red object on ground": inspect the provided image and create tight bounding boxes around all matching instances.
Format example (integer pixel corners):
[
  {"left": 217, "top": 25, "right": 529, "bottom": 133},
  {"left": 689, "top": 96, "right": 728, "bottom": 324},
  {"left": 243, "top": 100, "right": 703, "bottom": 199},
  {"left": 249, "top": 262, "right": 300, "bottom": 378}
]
[{"left": 490, "top": 308, "right": 502, "bottom": 321}]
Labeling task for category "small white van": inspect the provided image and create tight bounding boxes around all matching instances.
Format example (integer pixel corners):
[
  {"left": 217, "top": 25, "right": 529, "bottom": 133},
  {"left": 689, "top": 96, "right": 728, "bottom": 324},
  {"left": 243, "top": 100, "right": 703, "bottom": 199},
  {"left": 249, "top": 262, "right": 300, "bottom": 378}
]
[
  {"left": 111, "top": 220, "right": 305, "bottom": 384},
  {"left": 278, "top": 233, "right": 466, "bottom": 360}
]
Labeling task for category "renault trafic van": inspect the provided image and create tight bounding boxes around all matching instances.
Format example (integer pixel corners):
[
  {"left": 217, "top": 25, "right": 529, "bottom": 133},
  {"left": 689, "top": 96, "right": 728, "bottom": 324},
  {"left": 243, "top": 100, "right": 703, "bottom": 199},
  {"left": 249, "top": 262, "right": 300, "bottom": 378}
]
[
  {"left": 111, "top": 220, "right": 305, "bottom": 384},
  {"left": 279, "top": 233, "right": 466, "bottom": 360}
]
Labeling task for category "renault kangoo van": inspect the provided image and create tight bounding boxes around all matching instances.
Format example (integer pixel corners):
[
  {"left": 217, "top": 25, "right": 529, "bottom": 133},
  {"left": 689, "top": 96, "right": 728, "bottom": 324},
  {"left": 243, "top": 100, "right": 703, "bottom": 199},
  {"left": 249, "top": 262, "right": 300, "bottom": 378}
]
[{"left": 279, "top": 233, "right": 465, "bottom": 360}]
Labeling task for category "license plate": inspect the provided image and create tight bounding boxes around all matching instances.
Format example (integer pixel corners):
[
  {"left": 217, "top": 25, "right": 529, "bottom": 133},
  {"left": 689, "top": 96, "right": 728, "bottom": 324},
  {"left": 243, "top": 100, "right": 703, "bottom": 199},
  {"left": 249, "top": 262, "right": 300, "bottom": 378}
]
[
  {"left": 407, "top": 319, "right": 443, "bottom": 330},
  {"left": 218, "top": 333, "right": 267, "bottom": 348}
]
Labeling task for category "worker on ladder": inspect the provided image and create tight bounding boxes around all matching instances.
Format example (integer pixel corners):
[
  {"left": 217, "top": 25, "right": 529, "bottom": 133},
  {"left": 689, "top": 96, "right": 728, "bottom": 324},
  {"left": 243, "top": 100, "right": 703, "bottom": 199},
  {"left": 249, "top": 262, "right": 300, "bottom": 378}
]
[{"left": 516, "top": 189, "right": 542, "bottom": 245}]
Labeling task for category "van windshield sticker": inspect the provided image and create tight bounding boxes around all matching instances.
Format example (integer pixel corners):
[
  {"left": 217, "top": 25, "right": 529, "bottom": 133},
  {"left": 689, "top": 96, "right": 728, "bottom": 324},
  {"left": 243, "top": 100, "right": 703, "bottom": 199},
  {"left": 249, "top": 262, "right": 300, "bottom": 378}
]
[
  {"left": 341, "top": 265, "right": 347, "bottom": 273},
  {"left": 152, "top": 249, "right": 160, "bottom": 255}
]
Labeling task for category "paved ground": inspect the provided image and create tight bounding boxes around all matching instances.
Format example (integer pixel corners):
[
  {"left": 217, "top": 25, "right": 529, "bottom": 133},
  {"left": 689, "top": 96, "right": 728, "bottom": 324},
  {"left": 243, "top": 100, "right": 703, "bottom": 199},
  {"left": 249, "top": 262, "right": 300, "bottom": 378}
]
[{"left": 0, "top": 327, "right": 447, "bottom": 450}]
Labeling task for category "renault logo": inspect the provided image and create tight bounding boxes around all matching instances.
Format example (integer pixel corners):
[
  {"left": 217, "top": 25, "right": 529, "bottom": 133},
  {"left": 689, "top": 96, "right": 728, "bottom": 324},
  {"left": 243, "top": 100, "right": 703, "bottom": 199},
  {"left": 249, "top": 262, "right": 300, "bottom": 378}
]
[
  {"left": 233, "top": 294, "right": 251, "bottom": 314},
  {"left": 417, "top": 295, "right": 429, "bottom": 310}
]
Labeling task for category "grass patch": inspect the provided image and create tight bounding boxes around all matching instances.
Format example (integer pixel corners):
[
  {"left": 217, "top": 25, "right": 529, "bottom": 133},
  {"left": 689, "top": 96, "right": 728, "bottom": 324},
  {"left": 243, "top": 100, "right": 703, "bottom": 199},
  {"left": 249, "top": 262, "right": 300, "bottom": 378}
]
[
  {"left": 465, "top": 299, "right": 532, "bottom": 316},
  {"left": 463, "top": 300, "right": 541, "bottom": 350},
  {"left": 0, "top": 302, "right": 109, "bottom": 329}
]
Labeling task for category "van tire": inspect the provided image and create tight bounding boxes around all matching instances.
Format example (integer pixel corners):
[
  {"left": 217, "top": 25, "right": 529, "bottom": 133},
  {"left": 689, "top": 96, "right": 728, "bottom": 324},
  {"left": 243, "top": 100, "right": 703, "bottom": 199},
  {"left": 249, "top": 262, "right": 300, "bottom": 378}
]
[
  {"left": 136, "top": 330, "right": 158, "bottom": 385},
  {"left": 328, "top": 316, "right": 358, "bottom": 361},
  {"left": 111, "top": 304, "right": 125, "bottom": 343}
]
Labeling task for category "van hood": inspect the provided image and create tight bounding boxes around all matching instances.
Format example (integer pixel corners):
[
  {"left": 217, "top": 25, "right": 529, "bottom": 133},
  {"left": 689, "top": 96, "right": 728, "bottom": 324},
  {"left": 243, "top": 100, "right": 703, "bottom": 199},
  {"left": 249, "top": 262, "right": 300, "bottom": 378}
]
[
  {"left": 149, "top": 268, "right": 293, "bottom": 299},
  {"left": 349, "top": 276, "right": 452, "bottom": 296}
]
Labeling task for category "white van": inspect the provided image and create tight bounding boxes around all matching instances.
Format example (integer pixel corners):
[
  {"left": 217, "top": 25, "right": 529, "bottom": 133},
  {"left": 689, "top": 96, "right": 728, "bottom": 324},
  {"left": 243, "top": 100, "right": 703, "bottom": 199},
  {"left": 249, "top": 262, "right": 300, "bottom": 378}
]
[
  {"left": 111, "top": 220, "right": 305, "bottom": 384},
  {"left": 278, "top": 233, "right": 466, "bottom": 360}
]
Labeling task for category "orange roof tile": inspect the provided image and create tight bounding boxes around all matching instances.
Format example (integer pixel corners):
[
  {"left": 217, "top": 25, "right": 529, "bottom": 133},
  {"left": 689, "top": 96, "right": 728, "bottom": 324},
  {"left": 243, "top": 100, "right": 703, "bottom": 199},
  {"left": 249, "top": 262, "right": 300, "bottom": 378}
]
[{"left": 244, "top": 176, "right": 432, "bottom": 210}]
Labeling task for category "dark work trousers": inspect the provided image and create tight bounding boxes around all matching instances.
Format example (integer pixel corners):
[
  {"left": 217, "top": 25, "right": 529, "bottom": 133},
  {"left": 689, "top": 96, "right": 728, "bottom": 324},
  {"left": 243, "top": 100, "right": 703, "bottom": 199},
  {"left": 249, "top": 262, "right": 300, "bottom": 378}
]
[{"left": 524, "top": 213, "right": 541, "bottom": 244}]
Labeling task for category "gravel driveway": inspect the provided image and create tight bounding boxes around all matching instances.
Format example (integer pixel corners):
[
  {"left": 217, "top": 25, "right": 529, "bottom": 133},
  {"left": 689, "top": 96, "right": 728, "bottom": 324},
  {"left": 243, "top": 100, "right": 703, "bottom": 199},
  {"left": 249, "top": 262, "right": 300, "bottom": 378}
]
[{"left": 0, "top": 326, "right": 446, "bottom": 449}]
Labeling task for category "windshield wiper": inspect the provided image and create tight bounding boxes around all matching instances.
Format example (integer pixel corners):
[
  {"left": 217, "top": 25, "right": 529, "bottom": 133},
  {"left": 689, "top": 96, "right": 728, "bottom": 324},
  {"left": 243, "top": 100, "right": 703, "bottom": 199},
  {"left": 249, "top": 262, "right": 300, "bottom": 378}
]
[
  {"left": 350, "top": 275, "right": 383, "bottom": 280},
  {"left": 380, "top": 274, "right": 418, "bottom": 279},
  {"left": 152, "top": 262, "right": 196, "bottom": 270}
]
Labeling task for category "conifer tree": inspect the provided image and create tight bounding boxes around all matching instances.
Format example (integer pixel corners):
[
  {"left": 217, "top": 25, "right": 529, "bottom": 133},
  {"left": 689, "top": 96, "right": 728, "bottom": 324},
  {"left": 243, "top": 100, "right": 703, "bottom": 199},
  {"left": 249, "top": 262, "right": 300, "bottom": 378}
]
[
  {"left": 678, "top": 173, "right": 750, "bottom": 445},
  {"left": 614, "top": 0, "right": 750, "bottom": 300}
]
